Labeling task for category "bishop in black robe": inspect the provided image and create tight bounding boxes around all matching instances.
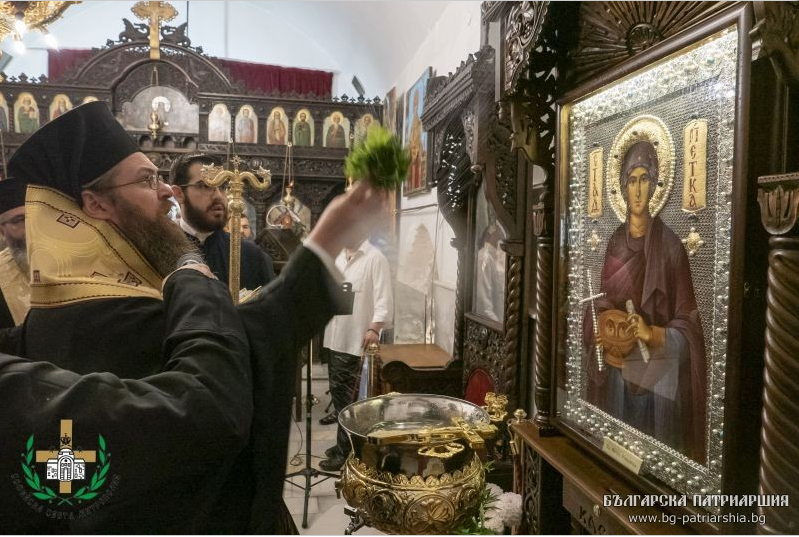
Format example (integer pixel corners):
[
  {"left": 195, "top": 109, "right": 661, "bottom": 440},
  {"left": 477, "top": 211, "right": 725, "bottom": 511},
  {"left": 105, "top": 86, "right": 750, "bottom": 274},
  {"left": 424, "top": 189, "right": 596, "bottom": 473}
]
[
  {"left": 2, "top": 102, "right": 346, "bottom": 533},
  {"left": 0, "top": 268, "right": 254, "bottom": 533}
]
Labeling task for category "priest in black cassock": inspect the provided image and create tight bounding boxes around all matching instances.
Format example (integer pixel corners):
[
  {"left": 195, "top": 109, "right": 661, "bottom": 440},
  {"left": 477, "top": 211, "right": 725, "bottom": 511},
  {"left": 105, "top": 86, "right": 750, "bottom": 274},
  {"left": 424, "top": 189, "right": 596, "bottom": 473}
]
[
  {"left": 1, "top": 101, "right": 386, "bottom": 533},
  {"left": 169, "top": 153, "right": 275, "bottom": 292},
  {"left": 0, "top": 177, "right": 30, "bottom": 330}
]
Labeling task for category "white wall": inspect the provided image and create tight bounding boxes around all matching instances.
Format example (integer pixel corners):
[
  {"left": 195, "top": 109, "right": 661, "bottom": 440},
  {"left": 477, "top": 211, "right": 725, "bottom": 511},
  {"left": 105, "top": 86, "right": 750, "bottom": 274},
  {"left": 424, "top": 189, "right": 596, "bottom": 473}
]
[
  {"left": 0, "top": 1, "right": 451, "bottom": 97},
  {"left": 392, "top": 1, "right": 481, "bottom": 354}
]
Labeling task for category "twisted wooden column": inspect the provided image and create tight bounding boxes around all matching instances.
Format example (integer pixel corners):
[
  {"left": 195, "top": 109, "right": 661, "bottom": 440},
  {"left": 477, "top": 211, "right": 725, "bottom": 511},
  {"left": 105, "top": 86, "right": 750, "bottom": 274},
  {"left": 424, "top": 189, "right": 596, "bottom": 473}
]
[
  {"left": 502, "top": 250, "right": 523, "bottom": 406},
  {"left": 533, "top": 235, "right": 554, "bottom": 432},
  {"left": 531, "top": 197, "right": 556, "bottom": 433},
  {"left": 756, "top": 173, "right": 799, "bottom": 534}
]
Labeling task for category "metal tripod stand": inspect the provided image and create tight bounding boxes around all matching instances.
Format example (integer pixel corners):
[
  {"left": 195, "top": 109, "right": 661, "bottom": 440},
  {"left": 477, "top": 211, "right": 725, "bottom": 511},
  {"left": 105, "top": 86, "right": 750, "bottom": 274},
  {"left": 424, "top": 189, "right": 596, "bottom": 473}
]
[{"left": 284, "top": 336, "right": 340, "bottom": 528}]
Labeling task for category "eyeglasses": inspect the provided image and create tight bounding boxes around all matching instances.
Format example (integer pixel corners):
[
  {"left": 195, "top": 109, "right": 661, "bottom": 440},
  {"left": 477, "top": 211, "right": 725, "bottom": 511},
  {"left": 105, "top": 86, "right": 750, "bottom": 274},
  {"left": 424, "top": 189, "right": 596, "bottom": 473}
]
[
  {"left": 0, "top": 214, "right": 24, "bottom": 227},
  {"left": 106, "top": 173, "right": 163, "bottom": 191},
  {"left": 181, "top": 182, "right": 228, "bottom": 195}
]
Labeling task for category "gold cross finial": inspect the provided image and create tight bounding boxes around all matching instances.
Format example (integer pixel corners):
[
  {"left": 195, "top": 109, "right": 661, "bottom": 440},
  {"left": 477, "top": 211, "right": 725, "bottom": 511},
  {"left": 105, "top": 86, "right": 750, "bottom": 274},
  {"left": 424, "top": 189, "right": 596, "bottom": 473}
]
[
  {"left": 131, "top": 1, "right": 178, "bottom": 60},
  {"left": 230, "top": 155, "right": 244, "bottom": 171},
  {"left": 201, "top": 155, "right": 271, "bottom": 303}
]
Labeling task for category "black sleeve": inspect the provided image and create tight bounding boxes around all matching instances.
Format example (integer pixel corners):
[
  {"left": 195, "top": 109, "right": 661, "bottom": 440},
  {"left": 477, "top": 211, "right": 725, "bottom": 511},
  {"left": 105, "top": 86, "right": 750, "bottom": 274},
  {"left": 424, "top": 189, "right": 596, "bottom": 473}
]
[
  {"left": 237, "top": 245, "right": 342, "bottom": 354},
  {"left": 0, "top": 269, "right": 253, "bottom": 533},
  {"left": 0, "top": 324, "right": 21, "bottom": 356},
  {"left": 0, "top": 291, "right": 14, "bottom": 330},
  {"left": 242, "top": 239, "right": 276, "bottom": 286},
  {"left": 262, "top": 249, "right": 276, "bottom": 283},
  {"left": 236, "top": 246, "right": 343, "bottom": 533}
]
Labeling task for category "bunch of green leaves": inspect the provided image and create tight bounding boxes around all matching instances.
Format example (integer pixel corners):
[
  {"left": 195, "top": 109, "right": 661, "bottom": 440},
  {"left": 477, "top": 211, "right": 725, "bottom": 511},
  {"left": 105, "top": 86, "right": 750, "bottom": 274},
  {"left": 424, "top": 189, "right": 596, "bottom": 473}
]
[
  {"left": 344, "top": 125, "right": 410, "bottom": 190},
  {"left": 452, "top": 462, "right": 500, "bottom": 535}
]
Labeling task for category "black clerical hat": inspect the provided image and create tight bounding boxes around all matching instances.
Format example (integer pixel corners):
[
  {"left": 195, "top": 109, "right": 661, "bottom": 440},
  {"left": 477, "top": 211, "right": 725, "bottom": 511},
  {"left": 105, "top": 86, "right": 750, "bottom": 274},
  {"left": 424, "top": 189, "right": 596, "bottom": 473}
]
[
  {"left": 7, "top": 101, "right": 139, "bottom": 203},
  {"left": 0, "top": 176, "right": 26, "bottom": 214}
]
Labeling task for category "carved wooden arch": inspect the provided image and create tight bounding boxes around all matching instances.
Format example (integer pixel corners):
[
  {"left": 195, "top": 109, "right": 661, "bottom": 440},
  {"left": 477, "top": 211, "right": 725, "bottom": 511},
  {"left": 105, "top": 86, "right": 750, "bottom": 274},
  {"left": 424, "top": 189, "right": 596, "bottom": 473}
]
[
  {"left": 112, "top": 59, "right": 204, "bottom": 112},
  {"left": 63, "top": 41, "right": 235, "bottom": 98},
  {"left": 422, "top": 47, "right": 493, "bottom": 368},
  {"left": 56, "top": 19, "right": 236, "bottom": 97},
  {"left": 435, "top": 114, "right": 473, "bottom": 239},
  {"left": 565, "top": 2, "right": 733, "bottom": 90},
  {"left": 436, "top": 114, "right": 475, "bottom": 367}
]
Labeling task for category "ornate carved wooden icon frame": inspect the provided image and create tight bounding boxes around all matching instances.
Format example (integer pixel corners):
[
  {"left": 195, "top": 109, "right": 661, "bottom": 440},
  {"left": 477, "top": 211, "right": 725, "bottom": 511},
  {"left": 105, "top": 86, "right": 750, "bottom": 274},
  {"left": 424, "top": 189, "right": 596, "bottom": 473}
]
[{"left": 552, "top": 5, "right": 751, "bottom": 507}]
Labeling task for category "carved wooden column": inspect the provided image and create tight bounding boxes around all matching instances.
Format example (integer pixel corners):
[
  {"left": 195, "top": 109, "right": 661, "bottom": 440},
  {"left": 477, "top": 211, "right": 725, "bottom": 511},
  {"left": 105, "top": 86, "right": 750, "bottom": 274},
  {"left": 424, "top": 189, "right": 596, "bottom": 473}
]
[
  {"left": 530, "top": 190, "right": 555, "bottom": 433},
  {"left": 452, "top": 232, "right": 468, "bottom": 361},
  {"left": 501, "top": 240, "right": 524, "bottom": 402},
  {"left": 756, "top": 172, "right": 799, "bottom": 534}
]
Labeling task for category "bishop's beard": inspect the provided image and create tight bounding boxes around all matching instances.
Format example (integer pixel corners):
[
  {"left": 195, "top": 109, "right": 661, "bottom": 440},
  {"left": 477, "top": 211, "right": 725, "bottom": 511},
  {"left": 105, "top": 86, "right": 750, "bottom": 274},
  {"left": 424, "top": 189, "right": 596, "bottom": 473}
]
[
  {"left": 7, "top": 237, "right": 28, "bottom": 275},
  {"left": 111, "top": 195, "right": 198, "bottom": 278}
]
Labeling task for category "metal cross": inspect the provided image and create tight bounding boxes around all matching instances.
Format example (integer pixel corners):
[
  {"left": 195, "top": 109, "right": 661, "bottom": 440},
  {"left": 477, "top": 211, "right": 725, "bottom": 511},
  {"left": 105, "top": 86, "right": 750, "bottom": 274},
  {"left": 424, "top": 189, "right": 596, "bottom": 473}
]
[
  {"left": 201, "top": 155, "right": 271, "bottom": 304},
  {"left": 131, "top": 1, "right": 178, "bottom": 60},
  {"left": 579, "top": 268, "right": 606, "bottom": 372}
]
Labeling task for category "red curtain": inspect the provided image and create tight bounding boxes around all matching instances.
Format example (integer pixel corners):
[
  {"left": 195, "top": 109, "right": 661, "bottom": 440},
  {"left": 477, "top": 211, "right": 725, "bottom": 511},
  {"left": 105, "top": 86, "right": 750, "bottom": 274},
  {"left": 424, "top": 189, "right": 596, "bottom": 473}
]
[
  {"left": 219, "top": 59, "right": 332, "bottom": 98},
  {"left": 48, "top": 49, "right": 333, "bottom": 98},
  {"left": 48, "top": 49, "right": 93, "bottom": 82}
]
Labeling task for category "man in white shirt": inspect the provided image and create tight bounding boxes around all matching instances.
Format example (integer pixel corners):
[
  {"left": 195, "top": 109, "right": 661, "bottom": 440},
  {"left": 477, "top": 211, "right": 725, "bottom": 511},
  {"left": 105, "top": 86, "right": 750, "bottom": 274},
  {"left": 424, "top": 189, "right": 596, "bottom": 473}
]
[{"left": 320, "top": 238, "right": 393, "bottom": 471}]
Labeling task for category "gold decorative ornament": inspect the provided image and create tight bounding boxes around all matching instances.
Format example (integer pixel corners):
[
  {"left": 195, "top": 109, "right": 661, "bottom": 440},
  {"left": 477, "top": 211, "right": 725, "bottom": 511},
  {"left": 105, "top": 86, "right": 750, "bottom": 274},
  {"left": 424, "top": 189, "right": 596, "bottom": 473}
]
[
  {"left": 338, "top": 394, "right": 496, "bottom": 534},
  {"left": 131, "top": 1, "right": 177, "bottom": 60},
  {"left": 339, "top": 454, "right": 485, "bottom": 534},
  {"left": 367, "top": 417, "right": 497, "bottom": 451},
  {"left": 0, "top": 2, "right": 78, "bottom": 50},
  {"left": 417, "top": 442, "right": 465, "bottom": 460},
  {"left": 606, "top": 115, "right": 675, "bottom": 221},
  {"left": 588, "top": 147, "right": 604, "bottom": 217},
  {"left": 682, "top": 226, "right": 705, "bottom": 256},
  {"left": 482, "top": 392, "right": 508, "bottom": 423},
  {"left": 682, "top": 119, "right": 708, "bottom": 213},
  {"left": 201, "top": 155, "right": 271, "bottom": 303},
  {"left": 148, "top": 109, "right": 162, "bottom": 138},
  {"left": 509, "top": 408, "right": 528, "bottom": 456}
]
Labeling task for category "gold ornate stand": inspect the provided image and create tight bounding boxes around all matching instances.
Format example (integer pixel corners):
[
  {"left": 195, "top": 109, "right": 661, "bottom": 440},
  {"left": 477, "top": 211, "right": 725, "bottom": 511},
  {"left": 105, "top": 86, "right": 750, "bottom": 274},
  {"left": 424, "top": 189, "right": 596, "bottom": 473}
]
[
  {"left": 201, "top": 155, "right": 271, "bottom": 303},
  {"left": 338, "top": 454, "right": 485, "bottom": 535}
]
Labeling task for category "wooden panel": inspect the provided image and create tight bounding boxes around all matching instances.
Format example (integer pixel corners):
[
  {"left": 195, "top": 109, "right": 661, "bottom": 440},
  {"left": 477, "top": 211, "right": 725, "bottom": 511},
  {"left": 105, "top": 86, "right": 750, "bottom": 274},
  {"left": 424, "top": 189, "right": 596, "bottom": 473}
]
[
  {"left": 377, "top": 344, "right": 462, "bottom": 397},
  {"left": 512, "top": 422, "right": 700, "bottom": 535},
  {"left": 564, "top": 479, "right": 629, "bottom": 535},
  {"left": 377, "top": 343, "right": 452, "bottom": 369}
]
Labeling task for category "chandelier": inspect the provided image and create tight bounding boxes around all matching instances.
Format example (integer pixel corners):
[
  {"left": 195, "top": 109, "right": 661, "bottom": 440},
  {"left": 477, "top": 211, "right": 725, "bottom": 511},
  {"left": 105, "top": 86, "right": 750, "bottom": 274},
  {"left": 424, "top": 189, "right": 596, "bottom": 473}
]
[{"left": 0, "top": 1, "right": 79, "bottom": 52}]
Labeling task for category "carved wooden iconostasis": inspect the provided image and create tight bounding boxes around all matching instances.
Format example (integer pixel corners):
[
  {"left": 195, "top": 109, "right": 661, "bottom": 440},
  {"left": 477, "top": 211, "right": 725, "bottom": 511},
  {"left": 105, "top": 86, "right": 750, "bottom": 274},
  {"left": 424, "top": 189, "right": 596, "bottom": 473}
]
[
  {"left": 471, "top": 1, "right": 799, "bottom": 535},
  {"left": 0, "top": 14, "right": 381, "bottom": 267}
]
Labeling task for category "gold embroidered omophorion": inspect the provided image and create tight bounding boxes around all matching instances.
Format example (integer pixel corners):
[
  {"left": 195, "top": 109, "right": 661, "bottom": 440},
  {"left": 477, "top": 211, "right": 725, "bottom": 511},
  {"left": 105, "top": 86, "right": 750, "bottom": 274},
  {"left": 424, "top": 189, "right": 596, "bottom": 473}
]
[
  {"left": 0, "top": 247, "right": 31, "bottom": 325},
  {"left": 26, "top": 185, "right": 162, "bottom": 307}
]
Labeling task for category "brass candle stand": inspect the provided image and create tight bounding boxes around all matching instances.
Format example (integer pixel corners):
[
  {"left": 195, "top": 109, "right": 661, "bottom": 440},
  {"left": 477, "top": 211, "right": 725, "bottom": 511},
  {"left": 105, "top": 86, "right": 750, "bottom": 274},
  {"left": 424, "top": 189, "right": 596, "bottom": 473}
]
[{"left": 201, "top": 155, "right": 271, "bottom": 303}]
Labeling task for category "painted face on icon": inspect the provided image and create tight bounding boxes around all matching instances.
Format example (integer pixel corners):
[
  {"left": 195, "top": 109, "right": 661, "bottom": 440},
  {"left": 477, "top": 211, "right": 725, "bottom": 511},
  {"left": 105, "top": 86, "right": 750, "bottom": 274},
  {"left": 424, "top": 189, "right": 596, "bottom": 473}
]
[{"left": 626, "top": 165, "right": 651, "bottom": 218}]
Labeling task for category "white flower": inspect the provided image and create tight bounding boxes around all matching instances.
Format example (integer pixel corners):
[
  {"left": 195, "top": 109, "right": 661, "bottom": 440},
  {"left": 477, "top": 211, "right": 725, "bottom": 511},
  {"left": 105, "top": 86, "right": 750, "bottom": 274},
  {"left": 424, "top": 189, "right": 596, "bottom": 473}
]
[
  {"left": 483, "top": 512, "right": 505, "bottom": 534},
  {"left": 498, "top": 492, "right": 523, "bottom": 527},
  {"left": 486, "top": 482, "right": 503, "bottom": 499}
]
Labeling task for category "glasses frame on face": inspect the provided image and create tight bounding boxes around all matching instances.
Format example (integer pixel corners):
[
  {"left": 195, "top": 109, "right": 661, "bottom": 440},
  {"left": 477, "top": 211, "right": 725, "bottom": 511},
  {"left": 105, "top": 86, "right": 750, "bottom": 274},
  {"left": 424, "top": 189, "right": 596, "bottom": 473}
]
[
  {"left": 180, "top": 181, "right": 229, "bottom": 195},
  {"left": 0, "top": 214, "right": 25, "bottom": 227},
  {"left": 105, "top": 173, "right": 163, "bottom": 191}
]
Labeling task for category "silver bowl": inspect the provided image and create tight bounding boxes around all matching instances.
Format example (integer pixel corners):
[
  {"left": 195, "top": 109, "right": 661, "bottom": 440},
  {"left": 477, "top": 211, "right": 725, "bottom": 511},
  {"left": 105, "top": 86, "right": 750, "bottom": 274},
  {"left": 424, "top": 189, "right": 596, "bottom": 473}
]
[{"left": 339, "top": 393, "right": 493, "bottom": 477}]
